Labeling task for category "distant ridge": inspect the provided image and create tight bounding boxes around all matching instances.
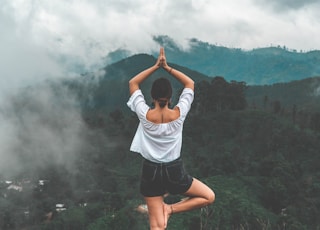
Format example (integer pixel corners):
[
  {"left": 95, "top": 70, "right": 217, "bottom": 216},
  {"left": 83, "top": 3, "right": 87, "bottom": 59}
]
[
  {"left": 79, "top": 53, "right": 320, "bottom": 113},
  {"left": 105, "top": 35, "right": 320, "bottom": 85}
]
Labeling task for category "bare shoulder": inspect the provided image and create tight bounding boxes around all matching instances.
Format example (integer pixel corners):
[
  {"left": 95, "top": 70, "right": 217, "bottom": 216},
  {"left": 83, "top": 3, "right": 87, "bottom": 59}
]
[
  {"left": 172, "top": 106, "right": 180, "bottom": 113},
  {"left": 171, "top": 107, "right": 180, "bottom": 119}
]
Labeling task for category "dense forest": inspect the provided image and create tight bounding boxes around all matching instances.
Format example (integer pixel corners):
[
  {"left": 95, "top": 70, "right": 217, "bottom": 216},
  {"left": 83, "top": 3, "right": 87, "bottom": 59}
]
[{"left": 0, "top": 54, "right": 320, "bottom": 229}]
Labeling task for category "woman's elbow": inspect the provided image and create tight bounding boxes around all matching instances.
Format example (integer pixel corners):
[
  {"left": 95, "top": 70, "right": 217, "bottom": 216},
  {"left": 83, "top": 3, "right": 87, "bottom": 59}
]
[
  {"left": 129, "top": 80, "right": 139, "bottom": 95},
  {"left": 208, "top": 190, "right": 215, "bottom": 204},
  {"left": 186, "top": 80, "right": 194, "bottom": 90}
]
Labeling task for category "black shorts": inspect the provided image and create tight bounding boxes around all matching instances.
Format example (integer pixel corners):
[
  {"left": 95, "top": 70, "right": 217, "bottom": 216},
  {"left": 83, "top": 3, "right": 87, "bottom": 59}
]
[{"left": 140, "top": 157, "right": 193, "bottom": 197}]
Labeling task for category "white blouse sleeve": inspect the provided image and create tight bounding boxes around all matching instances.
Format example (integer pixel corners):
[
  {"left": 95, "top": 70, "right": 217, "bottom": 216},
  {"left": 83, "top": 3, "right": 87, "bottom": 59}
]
[
  {"left": 127, "top": 90, "right": 150, "bottom": 120},
  {"left": 176, "top": 88, "right": 194, "bottom": 118}
]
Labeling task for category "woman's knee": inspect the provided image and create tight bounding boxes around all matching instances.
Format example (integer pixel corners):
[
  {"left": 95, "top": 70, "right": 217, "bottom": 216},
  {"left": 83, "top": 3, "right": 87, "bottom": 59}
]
[
  {"left": 197, "top": 180, "right": 215, "bottom": 204},
  {"left": 206, "top": 189, "right": 215, "bottom": 204}
]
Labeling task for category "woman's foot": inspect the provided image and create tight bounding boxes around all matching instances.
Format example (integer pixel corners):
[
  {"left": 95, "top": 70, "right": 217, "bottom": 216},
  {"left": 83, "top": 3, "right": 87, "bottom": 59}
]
[
  {"left": 163, "top": 203, "right": 173, "bottom": 228},
  {"left": 136, "top": 193, "right": 169, "bottom": 214},
  {"left": 135, "top": 204, "right": 148, "bottom": 214}
]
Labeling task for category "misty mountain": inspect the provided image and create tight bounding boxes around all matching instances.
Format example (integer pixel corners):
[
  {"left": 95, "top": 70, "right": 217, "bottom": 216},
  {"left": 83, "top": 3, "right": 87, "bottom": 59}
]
[
  {"left": 78, "top": 52, "right": 320, "bottom": 114},
  {"left": 106, "top": 35, "right": 320, "bottom": 85}
]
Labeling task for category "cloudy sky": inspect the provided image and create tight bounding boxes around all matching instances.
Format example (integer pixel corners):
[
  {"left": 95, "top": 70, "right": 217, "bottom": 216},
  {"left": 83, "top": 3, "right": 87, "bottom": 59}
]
[{"left": 1, "top": 0, "right": 320, "bottom": 89}]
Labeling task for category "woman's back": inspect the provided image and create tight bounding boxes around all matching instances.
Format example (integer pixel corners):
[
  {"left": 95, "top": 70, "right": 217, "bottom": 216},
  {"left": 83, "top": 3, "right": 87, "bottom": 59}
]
[{"left": 146, "top": 107, "right": 180, "bottom": 124}]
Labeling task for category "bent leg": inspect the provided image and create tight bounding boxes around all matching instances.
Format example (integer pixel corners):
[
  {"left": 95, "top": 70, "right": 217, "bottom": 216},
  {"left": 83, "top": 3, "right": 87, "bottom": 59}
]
[{"left": 171, "top": 178, "right": 215, "bottom": 214}]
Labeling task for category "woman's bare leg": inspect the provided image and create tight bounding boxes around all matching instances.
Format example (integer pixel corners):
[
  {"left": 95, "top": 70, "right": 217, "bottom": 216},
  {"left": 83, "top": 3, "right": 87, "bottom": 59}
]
[
  {"left": 145, "top": 196, "right": 171, "bottom": 230},
  {"left": 169, "top": 178, "right": 215, "bottom": 214}
]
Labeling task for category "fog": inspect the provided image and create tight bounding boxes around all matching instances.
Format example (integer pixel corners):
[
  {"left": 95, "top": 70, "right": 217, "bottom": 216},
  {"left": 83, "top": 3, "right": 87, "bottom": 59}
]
[{"left": 0, "top": 80, "right": 89, "bottom": 178}]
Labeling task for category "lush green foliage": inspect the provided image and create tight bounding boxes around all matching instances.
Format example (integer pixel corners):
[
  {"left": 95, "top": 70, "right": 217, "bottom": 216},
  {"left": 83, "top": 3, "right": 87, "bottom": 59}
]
[{"left": 1, "top": 54, "right": 320, "bottom": 229}]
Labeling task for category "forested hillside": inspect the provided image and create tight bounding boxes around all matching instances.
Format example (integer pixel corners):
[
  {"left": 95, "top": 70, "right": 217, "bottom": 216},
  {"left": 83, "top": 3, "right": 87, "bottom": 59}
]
[
  {"left": 0, "top": 54, "right": 320, "bottom": 229},
  {"left": 107, "top": 35, "right": 320, "bottom": 85},
  {"left": 246, "top": 77, "right": 320, "bottom": 112}
]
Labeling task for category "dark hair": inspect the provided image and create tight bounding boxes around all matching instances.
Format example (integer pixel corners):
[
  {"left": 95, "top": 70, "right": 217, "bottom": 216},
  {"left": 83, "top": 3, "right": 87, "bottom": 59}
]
[{"left": 151, "top": 78, "right": 172, "bottom": 108}]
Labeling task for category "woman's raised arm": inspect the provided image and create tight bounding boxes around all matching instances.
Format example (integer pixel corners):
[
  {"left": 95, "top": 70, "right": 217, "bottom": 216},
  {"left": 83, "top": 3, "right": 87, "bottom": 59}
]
[
  {"left": 161, "top": 49, "right": 194, "bottom": 90},
  {"left": 128, "top": 47, "right": 194, "bottom": 95},
  {"left": 128, "top": 48, "right": 162, "bottom": 95}
]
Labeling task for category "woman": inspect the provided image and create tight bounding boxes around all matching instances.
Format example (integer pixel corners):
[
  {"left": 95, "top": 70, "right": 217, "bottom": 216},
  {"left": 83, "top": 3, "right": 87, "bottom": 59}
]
[{"left": 127, "top": 47, "right": 215, "bottom": 230}]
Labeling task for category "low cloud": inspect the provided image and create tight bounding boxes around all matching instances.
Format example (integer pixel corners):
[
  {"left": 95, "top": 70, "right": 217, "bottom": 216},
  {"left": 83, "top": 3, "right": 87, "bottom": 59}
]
[
  {"left": 0, "top": 81, "right": 88, "bottom": 177},
  {"left": 1, "top": 0, "right": 320, "bottom": 94}
]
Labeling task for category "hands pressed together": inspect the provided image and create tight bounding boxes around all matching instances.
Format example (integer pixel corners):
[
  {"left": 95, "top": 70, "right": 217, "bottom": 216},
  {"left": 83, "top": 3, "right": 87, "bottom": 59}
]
[
  {"left": 129, "top": 47, "right": 194, "bottom": 95},
  {"left": 154, "top": 47, "right": 194, "bottom": 89},
  {"left": 155, "top": 47, "right": 170, "bottom": 71}
]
